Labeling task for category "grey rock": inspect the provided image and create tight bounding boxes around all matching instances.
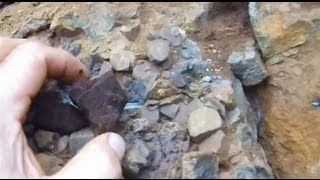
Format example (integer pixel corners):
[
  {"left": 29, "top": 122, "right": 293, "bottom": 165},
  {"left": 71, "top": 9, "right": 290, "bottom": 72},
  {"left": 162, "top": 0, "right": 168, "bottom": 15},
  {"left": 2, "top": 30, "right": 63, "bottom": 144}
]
[
  {"left": 188, "top": 106, "right": 223, "bottom": 143},
  {"left": 148, "top": 39, "right": 170, "bottom": 63},
  {"left": 236, "top": 123, "right": 254, "bottom": 150},
  {"left": 158, "top": 122, "right": 189, "bottom": 156},
  {"left": 179, "top": 39, "right": 201, "bottom": 61},
  {"left": 227, "top": 107, "right": 241, "bottom": 125},
  {"left": 235, "top": 165, "right": 274, "bottom": 179},
  {"left": 199, "top": 130, "right": 225, "bottom": 153},
  {"left": 174, "top": 102, "right": 189, "bottom": 124},
  {"left": 148, "top": 79, "right": 181, "bottom": 100},
  {"left": 160, "top": 24, "right": 186, "bottom": 46},
  {"left": 120, "top": 19, "right": 140, "bottom": 41},
  {"left": 98, "top": 61, "right": 113, "bottom": 77},
  {"left": 202, "top": 75, "right": 212, "bottom": 82},
  {"left": 34, "top": 130, "right": 60, "bottom": 153},
  {"left": 69, "top": 128, "right": 95, "bottom": 154},
  {"left": 160, "top": 104, "right": 179, "bottom": 119},
  {"left": 63, "top": 40, "right": 82, "bottom": 57},
  {"left": 265, "top": 55, "right": 284, "bottom": 66},
  {"left": 227, "top": 47, "right": 268, "bottom": 86},
  {"left": 208, "top": 79, "right": 236, "bottom": 110},
  {"left": 110, "top": 50, "right": 135, "bottom": 71},
  {"left": 169, "top": 59, "right": 212, "bottom": 88},
  {"left": 56, "top": 135, "right": 69, "bottom": 154},
  {"left": 159, "top": 94, "right": 183, "bottom": 106},
  {"left": 132, "top": 61, "right": 160, "bottom": 91},
  {"left": 141, "top": 105, "right": 159, "bottom": 123},
  {"left": 182, "top": 151, "right": 219, "bottom": 179},
  {"left": 129, "top": 118, "right": 153, "bottom": 133},
  {"left": 124, "top": 140, "right": 150, "bottom": 174},
  {"left": 126, "top": 79, "right": 148, "bottom": 104}
]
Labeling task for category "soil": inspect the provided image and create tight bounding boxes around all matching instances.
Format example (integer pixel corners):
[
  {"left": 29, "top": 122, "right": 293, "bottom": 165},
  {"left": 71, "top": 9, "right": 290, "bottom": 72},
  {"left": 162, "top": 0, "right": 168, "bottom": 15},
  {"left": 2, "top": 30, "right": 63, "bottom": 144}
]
[{"left": 189, "top": 2, "right": 254, "bottom": 80}]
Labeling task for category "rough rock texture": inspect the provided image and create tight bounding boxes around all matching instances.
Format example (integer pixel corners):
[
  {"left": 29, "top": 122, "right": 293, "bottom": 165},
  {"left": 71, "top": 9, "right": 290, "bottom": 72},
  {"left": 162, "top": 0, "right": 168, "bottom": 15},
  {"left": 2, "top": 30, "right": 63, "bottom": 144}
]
[
  {"left": 249, "top": 2, "right": 320, "bottom": 178},
  {"left": 182, "top": 151, "right": 219, "bottom": 179},
  {"left": 188, "top": 106, "right": 222, "bottom": 142},
  {"left": 228, "top": 45, "right": 268, "bottom": 86},
  {"left": 29, "top": 86, "right": 89, "bottom": 135},
  {"left": 3, "top": 2, "right": 276, "bottom": 178},
  {"left": 68, "top": 128, "right": 95, "bottom": 154},
  {"left": 69, "top": 72, "right": 128, "bottom": 135}
]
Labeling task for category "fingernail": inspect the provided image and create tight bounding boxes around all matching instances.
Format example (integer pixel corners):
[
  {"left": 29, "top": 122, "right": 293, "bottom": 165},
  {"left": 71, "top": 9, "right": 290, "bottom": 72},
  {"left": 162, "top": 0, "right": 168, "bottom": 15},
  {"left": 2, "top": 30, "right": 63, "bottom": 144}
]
[{"left": 108, "top": 132, "right": 126, "bottom": 160}]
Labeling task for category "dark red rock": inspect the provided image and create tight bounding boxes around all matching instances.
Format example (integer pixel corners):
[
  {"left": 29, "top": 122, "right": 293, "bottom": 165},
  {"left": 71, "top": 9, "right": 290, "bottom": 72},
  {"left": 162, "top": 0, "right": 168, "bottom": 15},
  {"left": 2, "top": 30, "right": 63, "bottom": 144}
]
[
  {"left": 29, "top": 71, "right": 128, "bottom": 135},
  {"left": 29, "top": 88, "right": 89, "bottom": 135},
  {"left": 69, "top": 71, "right": 128, "bottom": 135}
]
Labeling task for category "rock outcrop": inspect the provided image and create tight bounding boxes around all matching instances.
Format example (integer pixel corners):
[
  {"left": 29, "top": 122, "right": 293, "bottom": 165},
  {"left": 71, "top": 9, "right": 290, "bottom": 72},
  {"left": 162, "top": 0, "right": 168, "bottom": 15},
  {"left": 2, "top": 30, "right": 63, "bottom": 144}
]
[{"left": 249, "top": 2, "right": 320, "bottom": 178}]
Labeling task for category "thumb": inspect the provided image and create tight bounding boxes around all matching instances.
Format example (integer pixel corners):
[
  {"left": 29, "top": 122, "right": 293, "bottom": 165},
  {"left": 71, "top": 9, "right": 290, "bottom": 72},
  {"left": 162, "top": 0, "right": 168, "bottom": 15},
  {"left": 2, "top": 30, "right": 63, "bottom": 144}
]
[{"left": 49, "top": 132, "right": 125, "bottom": 179}]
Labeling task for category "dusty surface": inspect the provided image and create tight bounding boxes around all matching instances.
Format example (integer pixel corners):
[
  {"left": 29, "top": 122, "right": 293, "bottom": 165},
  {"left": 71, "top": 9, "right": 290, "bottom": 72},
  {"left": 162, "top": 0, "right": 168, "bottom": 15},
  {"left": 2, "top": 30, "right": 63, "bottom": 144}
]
[
  {"left": 0, "top": 2, "right": 274, "bottom": 179},
  {"left": 189, "top": 2, "right": 254, "bottom": 80}
]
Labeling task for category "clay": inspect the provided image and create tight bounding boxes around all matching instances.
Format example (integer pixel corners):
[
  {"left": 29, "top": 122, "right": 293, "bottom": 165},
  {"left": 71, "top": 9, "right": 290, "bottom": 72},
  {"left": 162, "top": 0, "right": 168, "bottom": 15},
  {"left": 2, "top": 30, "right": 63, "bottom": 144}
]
[{"left": 69, "top": 71, "right": 128, "bottom": 135}]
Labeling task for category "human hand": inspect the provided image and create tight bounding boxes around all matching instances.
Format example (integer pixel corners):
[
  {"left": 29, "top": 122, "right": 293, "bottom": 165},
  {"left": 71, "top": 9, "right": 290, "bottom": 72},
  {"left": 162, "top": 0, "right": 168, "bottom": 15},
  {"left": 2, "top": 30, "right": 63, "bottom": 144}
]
[{"left": 0, "top": 38, "right": 125, "bottom": 179}]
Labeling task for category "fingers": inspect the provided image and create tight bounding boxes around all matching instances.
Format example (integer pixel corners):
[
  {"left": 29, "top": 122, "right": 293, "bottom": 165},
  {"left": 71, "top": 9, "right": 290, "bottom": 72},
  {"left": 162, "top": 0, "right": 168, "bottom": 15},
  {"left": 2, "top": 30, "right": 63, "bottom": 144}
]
[
  {"left": 50, "top": 132, "right": 125, "bottom": 179},
  {"left": 0, "top": 37, "right": 28, "bottom": 61},
  {"left": 0, "top": 41, "right": 89, "bottom": 99}
]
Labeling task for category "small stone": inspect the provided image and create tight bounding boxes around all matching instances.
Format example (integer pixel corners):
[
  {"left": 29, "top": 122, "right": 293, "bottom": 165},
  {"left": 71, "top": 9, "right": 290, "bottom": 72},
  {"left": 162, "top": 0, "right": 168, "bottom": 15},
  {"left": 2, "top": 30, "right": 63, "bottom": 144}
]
[
  {"left": 188, "top": 106, "right": 223, "bottom": 142},
  {"left": 265, "top": 55, "right": 284, "bottom": 66},
  {"left": 124, "top": 140, "right": 150, "bottom": 174},
  {"left": 63, "top": 40, "right": 82, "bottom": 57},
  {"left": 56, "top": 135, "right": 69, "bottom": 154},
  {"left": 179, "top": 39, "right": 201, "bottom": 61},
  {"left": 50, "top": 12, "right": 85, "bottom": 37},
  {"left": 34, "top": 130, "right": 60, "bottom": 153},
  {"left": 161, "top": 71, "right": 171, "bottom": 79},
  {"left": 209, "top": 79, "right": 236, "bottom": 110},
  {"left": 132, "top": 61, "right": 160, "bottom": 91},
  {"left": 234, "top": 165, "right": 273, "bottom": 179},
  {"left": 126, "top": 79, "right": 148, "bottom": 104},
  {"left": 228, "top": 137, "right": 243, "bottom": 158},
  {"left": 199, "top": 130, "right": 226, "bottom": 153},
  {"left": 182, "top": 151, "right": 219, "bottom": 179},
  {"left": 158, "top": 122, "right": 189, "bottom": 156},
  {"left": 110, "top": 50, "right": 135, "bottom": 71},
  {"left": 35, "top": 153, "right": 65, "bottom": 175},
  {"left": 159, "top": 94, "right": 183, "bottom": 106},
  {"left": 227, "top": 47, "right": 268, "bottom": 86},
  {"left": 148, "top": 39, "right": 170, "bottom": 63},
  {"left": 98, "top": 61, "right": 113, "bottom": 77},
  {"left": 148, "top": 79, "right": 181, "bottom": 100},
  {"left": 236, "top": 123, "right": 254, "bottom": 150},
  {"left": 120, "top": 19, "right": 140, "bottom": 41},
  {"left": 69, "top": 128, "right": 95, "bottom": 154},
  {"left": 202, "top": 75, "right": 212, "bottom": 82},
  {"left": 141, "top": 105, "right": 159, "bottom": 123},
  {"left": 174, "top": 102, "right": 189, "bottom": 124},
  {"left": 160, "top": 104, "right": 180, "bottom": 119},
  {"left": 227, "top": 107, "right": 241, "bottom": 125},
  {"left": 129, "top": 118, "right": 152, "bottom": 133},
  {"left": 160, "top": 24, "right": 186, "bottom": 46}
]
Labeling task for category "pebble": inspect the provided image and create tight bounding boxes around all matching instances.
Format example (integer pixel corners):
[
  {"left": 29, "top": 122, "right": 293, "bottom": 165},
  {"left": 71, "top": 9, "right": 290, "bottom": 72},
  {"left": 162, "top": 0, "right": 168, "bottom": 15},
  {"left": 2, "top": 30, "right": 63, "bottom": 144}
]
[
  {"left": 141, "top": 105, "right": 160, "bottom": 123},
  {"left": 159, "top": 24, "right": 186, "bottom": 46},
  {"left": 110, "top": 50, "right": 136, "bottom": 71},
  {"left": 188, "top": 106, "right": 223, "bottom": 143},
  {"left": 182, "top": 151, "right": 219, "bottom": 179},
  {"left": 148, "top": 79, "right": 181, "bottom": 100},
  {"left": 124, "top": 140, "right": 150, "bottom": 174},
  {"left": 120, "top": 19, "right": 141, "bottom": 41},
  {"left": 68, "top": 128, "right": 95, "bottom": 155},
  {"left": 148, "top": 39, "right": 170, "bottom": 63},
  {"left": 132, "top": 61, "right": 160, "bottom": 91},
  {"left": 160, "top": 104, "right": 180, "bottom": 119},
  {"left": 199, "top": 130, "right": 226, "bottom": 153},
  {"left": 34, "top": 130, "right": 60, "bottom": 153}
]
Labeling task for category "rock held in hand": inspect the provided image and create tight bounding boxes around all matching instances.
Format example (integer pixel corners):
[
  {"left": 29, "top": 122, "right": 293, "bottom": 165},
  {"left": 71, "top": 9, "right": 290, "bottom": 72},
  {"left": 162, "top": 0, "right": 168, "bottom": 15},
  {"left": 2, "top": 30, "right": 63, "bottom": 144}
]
[{"left": 69, "top": 71, "right": 128, "bottom": 135}]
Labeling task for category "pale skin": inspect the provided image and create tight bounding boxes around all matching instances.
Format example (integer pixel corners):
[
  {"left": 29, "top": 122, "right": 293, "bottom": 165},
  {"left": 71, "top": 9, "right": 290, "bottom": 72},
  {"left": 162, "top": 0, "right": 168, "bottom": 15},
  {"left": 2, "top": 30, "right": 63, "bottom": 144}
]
[{"left": 0, "top": 37, "right": 125, "bottom": 179}]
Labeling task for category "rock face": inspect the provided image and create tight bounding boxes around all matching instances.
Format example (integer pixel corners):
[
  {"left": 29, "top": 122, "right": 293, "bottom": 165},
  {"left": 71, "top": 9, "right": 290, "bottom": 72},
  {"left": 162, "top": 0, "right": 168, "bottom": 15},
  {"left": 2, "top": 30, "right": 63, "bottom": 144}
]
[{"left": 249, "top": 2, "right": 320, "bottom": 178}]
